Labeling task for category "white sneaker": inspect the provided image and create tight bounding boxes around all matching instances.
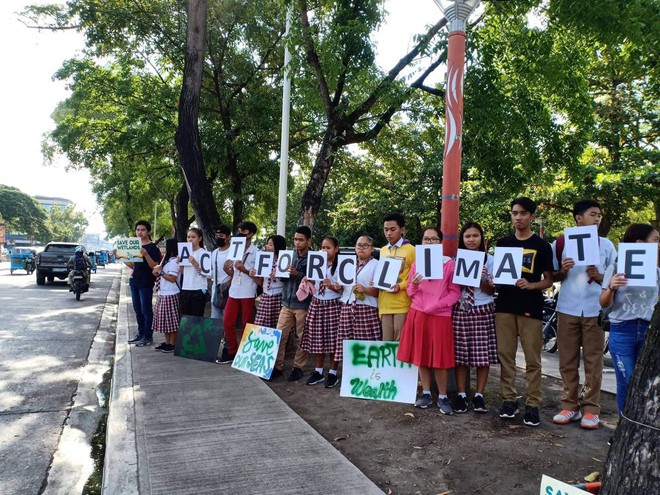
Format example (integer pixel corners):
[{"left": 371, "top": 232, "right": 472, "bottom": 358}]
[{"left": 552, "top": 409, "right": 582, "bottom": 425}]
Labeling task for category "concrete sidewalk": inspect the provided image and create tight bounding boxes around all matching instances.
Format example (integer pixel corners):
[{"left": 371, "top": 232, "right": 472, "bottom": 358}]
[{"left": 103, "top": 269, "right": 382, "bottom": 495}]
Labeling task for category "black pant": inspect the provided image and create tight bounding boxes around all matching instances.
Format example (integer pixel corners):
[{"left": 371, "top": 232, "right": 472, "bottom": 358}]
[{"left": 180, "top": 289, "right": 207, "bottom": 317}]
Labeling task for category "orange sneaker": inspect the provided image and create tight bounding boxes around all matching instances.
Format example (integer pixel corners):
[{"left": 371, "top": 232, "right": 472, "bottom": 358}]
[
  {"left": 581, "top": 413, "right": 600, "bottom": 429},
  {"left": 552, "top": 409, "right": 582, "bottom": 424}
]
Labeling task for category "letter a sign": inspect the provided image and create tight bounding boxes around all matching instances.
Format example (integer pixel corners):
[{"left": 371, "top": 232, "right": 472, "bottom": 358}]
[{"left": 493, "top": 247, "right": 523, "bottom": 286}]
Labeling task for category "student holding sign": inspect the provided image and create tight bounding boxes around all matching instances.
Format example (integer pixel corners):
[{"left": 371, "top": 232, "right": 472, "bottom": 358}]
[
  {"left": 335, "top": 236, "right": 381, "bottom": 363},
  {"left": 551, "top": 200, "right": 616, "bottom": 429},
  {"left": 151, "top": 239, "right": 181, "bottom": 353},
  {"left": 495, "top": 197, "right": 554, "bottom": 427},
  {"left": 600, "top": 223, "right": 660, "bottom": 414},
  {"left": 218, "top": 222, "right": 259, "bottom": 364},
  {"left": 179, "top": 228, "right": 212, "bottom": 318},
  {"left": 451, "top": 222, "right": 498, "bottom": 414},
  {"left": 250, "top": 235, "right": 287, "bottom": 328},
  {"left": 397, "top": 228, "right": 461, "bottom": 415},
  {"left": 300, "top": 236, "right": 343, "bottom": 388},
  {"left": 378, "top": 213, "right": 416, "bottom": 341}
]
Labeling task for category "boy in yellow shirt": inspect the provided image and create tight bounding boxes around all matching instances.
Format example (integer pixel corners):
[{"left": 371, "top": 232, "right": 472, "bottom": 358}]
[{"left": 378, "top": 213, "right": 416, "bottom": 341}]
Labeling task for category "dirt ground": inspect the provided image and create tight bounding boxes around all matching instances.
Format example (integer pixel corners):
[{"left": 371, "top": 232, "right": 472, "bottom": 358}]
[{"left": 267, "top": 354, "right": 617, "bottom": 495}]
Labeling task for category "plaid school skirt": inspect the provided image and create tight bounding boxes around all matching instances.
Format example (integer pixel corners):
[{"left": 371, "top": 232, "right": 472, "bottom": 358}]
[
  {"left": 452, "top": 302, "right": 499, "bottom": 367},
  {"left": 152, "top": 294, "right": 181, "bottom": 333},
  {"left": 254, "top": 293, "right": 282, "bottom": 329},
  {"left": 300, "top": 298, "right": 341, "bottom": 354},
  {"left": 335, "top": 303, "right": 382, "bottom": 361}
]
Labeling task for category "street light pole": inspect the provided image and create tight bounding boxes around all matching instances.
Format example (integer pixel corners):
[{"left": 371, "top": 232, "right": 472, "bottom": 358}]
[
  {"left": 277, "top": 7, "right": 293, "bottom": 237},
  {"left": 433, "top": 0, "right": 480, "bottom": 257}
]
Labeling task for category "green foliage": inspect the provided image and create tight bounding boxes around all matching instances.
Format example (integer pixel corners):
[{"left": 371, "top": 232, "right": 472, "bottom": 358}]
[
  {"left": 0, "top": 185, "right": 51, "bottom": 242},
  {"left": 47, "top": 205, "right": 89, "bottom": 242}
]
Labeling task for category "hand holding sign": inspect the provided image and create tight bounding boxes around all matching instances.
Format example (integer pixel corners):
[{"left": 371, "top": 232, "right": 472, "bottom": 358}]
[{"left": 493, "top": 247, "right": 523, "bottom": 286}]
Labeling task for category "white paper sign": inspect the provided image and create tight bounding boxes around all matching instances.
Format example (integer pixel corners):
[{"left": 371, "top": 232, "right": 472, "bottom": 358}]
[
  {"left": 340, "top": 340, "right": 419, "bottom": 404},
  {"left": 306, "top": 251, "right": 328, "bottom": 281},
  {"left": 115, "top": 237, "right": 143, "bottom": 262},
  {"left": 539, "top": 475, "right": 589, "bottom": 495},
  {"left": 454, "top": 249, "right": 485, "bottom": 288},
  {"left": 337, "top": 255, "right": 356, "bottom": 285},
  {"left": 198, "top": 249, "right": 211, "bottom": 275},
  {"left": 254, "top": 251, "right": 275, "bottom": 277},
  {"left": 493, "top": 247, "right": 524, "bottom": 286},
  {"left": 275, "top": 250, "right": 294, "bottom": 278},
  {"left": 415, "top": 244, "right": 444, "bottom": 280},
  {"left": 564, "top": 225, "right": 599, "bottom": 266},
  {"left": 372, "top": 257, "right": 404, "bottom": 291},
  {"left": 178, "top": 242, "right": 193, "bottom": 266},
  {"left": 617, "top": 243, "right": 658, "bottom": 288},
  {"left": 227, "top": 237, "right": 247, "bottom": 261}
]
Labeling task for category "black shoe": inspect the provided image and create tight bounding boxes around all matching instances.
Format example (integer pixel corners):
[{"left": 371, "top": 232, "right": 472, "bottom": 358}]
[
  {"left": 287, "top": 367, "right": 304, "bottom": 382},
  {"left": 265, "top": 368, "right": 283, "bottom": 381},
  {"left": 135, "top": 338, "right": 153, "bottom": 347},
  {"left": 454, "top": 395, "right": 468, "bottom": 413},
  {"left": 472, "top": 395, "right": 487, "bottom": 413},
  {"left": 154, "top": 343, "right": 167, "bottom": 351},
  {"left": 324, "top": 373, "right": 339, "bottom": 388},
  {"left": 306, "top": 371, "right": 325, "bottom": 385},
  {"left": 215, "top": 351, "right": 235, "bottom": 364},
  {"left": 128, "top": 335, "right": 143, "bottom": 344},
  {"left": 523, "top": 406, "right": 540, "bottom": 427},
  {"left": 499, "top": 401, "right": 519, "bottom": 419},
  {"left": 161, "top": 344, "right": 175, "bottom": 353}
]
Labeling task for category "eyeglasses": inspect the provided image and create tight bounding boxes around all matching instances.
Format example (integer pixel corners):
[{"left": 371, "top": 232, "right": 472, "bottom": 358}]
[
  {"left": 356, "top": 243, "right": 373, "bottom": 249},
  {"left": 422, "top": 237, "right": 441, "bottom": 243}
]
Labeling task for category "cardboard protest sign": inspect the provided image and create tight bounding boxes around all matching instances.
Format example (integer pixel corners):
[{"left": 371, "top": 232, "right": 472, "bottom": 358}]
[
  {"left": 178, "top": 242, "right": 193, "bottom": 266},
  {"left": 539, "top": 475, "right": 590, "bottom": 495},
  {"left": 115, "top": 237, "right": 143, "bottom": 262},
  {"left": 340, "top": 340, "right": 418, "bottom": 404},
  {"left": 617, "top": 243, "right": 658, "bottom": 288},
  {"left": 254, "top": 251, "right": 275, "bottom": 277},
  {"left": 415, "top": 244, "right": 444, "bottom": 280},
  {"left": 174, "top": 316, "right": 223, "bottom": 363},
  {"left": 372, "top": 257, "right": 404, "bottom": 291},
  {"left": 564, "top": 225, "right": 599, "bottom": 266},
  {"left": 493, "top": 247, "right": 523, "bottom": 285},
  {"left": 306, "top": 251, "right": 327, "bottom": 281},
  {"left": 227, "top": 236, "right": 247, "bottom": 261},
  {"left": 275, "top": 250, "right": 294, "bottom": 278},
  {"left": 454, "top": 249, "right": 485, "bottom": 288},
  {"left": 232, "top": 323, "right": 282, "bottom": 380},
  {"left": 337, "top": 254, "right": 356, "bottom": 285}
]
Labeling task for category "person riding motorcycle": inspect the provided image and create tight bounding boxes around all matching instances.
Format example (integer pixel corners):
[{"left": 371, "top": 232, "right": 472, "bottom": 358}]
[{"left": 67, "top": 247, "right": 91, "bottom": 290}]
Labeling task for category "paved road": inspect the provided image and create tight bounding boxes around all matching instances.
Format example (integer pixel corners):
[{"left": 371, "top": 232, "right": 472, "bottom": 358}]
[{"left": 0, "top": 261, "right": 119, "bottom": 495}]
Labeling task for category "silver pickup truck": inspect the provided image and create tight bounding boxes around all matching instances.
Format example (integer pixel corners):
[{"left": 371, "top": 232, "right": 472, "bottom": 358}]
[{"left": 35, "top": 242, "right": 85, "bottom": 285}]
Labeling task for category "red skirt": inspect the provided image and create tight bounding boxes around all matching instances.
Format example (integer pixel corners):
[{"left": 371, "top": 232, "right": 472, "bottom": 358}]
[{"left": 397, "top": 308, "right": 455, "bottom": 369}]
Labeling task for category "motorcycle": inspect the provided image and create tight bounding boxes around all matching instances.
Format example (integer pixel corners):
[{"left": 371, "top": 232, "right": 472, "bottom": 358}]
[
  {"left": 70, "top": 269, "right": 90, "bottom": 301},
  {"left": 22, "top": 256, "right": 36, "bottom": 275},
  {"left": 542, "top": 290, "right": 558, "bottom": 353}
]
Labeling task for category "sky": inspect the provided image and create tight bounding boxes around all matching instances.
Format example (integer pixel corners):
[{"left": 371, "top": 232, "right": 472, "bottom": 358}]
[{"left": 0, "top": 0, "right": 447, "bottom": 237}]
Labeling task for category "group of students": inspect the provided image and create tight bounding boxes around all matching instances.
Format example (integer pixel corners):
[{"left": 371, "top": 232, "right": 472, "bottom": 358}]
[{"left": 124, "top": 197, "right": 659, "bottom": 429}]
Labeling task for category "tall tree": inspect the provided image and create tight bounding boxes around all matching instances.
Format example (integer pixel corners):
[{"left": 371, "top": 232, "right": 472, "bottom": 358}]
[
  {"left": 0, "top": 185, "right": 51, "bottom": 243},
  {"left": 47, "top": 205, "right": 88, "bottom": 242}
]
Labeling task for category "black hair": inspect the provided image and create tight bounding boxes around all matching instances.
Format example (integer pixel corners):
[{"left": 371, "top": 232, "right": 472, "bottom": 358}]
[
  {"left": 622, "top": 223, "right": 656, "bottom": 243},
  {"left": 322, "top": 235, "right": 340, "bottom": 275},
  {"left": 382, "top": 212, "right": 405, "bottom": 228},
  {"left": 215, "top": 225, "right": 231, "bottom": 236},
  {"left": 421, "top": 226, "right": 443, "bottom": 242},
  {"left": 267, "top": 234, "right": 287, "bottom": 256},
  {"left": 162, "top": 238, "right": 178, "bottom": 265},
  {"left": 572, "top": 199, "right": 601, "bottom": 222},
  {"left": 188, "top": 227, "right": 204, "bottom": 248},
  {"left": 295, "top": 226, "right": 312, "bottom": 239},
  {"left": 458, "top": 222, "right": 486, "bottom": 252},
  {"left": 510, "top": 197, "right": 537, "bottom": 215},
  {"left": 237, "top": 221, "right": 257, "bottom": 234},
  {"left": 135, "top": 220, "right": 152, "bottom": 232}
]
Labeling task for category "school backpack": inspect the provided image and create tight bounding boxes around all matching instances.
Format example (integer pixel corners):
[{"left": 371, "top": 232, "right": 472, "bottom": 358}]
[{"left": 74, "top": 252, "right": 87, "bottom": 271}]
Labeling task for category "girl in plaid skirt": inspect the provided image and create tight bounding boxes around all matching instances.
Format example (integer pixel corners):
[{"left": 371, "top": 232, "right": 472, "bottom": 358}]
[
  {"left": 335, "top": 236, "right": 381, "bottom": 363},
  {"left": 300, "top": 236, "right": 343, "bottom": 388},
  {"left": 152, "top": 239, "right": 181, "bottom": 353},
  {"left": 451, "top": 222, "right": 498, "bottom": 413},
  {"left": 250, "top": 235, "right": 286, "bottom": 328}
]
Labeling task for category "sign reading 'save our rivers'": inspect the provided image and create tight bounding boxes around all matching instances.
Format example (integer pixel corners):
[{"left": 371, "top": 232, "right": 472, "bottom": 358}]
[
  {"left": 115, "top": 237, "right": 143, "bottom": 262},
  {"left": 232, "top": 323, "right": 282, "bottom": 380},
  {"left": 340, "top": 340, "right": 418, "bottom": 404}
]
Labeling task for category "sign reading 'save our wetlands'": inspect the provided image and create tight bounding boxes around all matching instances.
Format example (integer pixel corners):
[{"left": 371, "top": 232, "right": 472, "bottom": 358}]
[
  {"left": 174, "top": 316, "right": 223, "bottom": 363},
  {"left": 540, "top": 475, "right": 590, "bottom": 495},
  {"left": 115, "top": 237, "right": 143, "bottom": 262},
  {"left": 232, "top": 323, "right": 282, "bottom": 379},
  {"left": 340, "top": 340, "right": 418, "bottom": 404}
]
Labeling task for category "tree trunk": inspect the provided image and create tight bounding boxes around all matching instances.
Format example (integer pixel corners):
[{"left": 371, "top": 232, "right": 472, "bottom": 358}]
[
  {"left": 174, "top": 182, "right": 190, "bottom": 241},
  {"left": 600, "top": 301, "right": 660, "bottom": 494},
  {"left": 299, "top": 128, "right": 337, "bottom": 229},
  {"left": 175, "top": 0, "right": 219, "bottom": 248}
]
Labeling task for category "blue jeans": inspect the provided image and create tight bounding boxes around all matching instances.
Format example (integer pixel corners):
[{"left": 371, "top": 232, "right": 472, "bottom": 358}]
[
  {"left": 609, "top": 319, "right": 649, "bottom": 413},
  {"left": 130, "top": 285, "right": 154, "bottom": 340}
]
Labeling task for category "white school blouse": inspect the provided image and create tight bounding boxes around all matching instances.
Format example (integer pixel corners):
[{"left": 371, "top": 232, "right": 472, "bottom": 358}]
[
  {"left": 340, "top": 258, "right": 378, "bottom": 308},
  {"left": 181, "top": 248, "right": 212, "bottom": 291}
]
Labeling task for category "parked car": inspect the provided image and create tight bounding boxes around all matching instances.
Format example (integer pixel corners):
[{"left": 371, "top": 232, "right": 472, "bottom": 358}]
[{"left": 35, "top": 242, "right": 85, "bottom": 285}]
